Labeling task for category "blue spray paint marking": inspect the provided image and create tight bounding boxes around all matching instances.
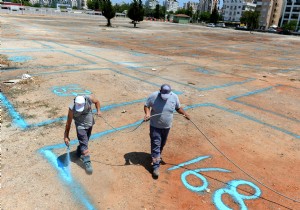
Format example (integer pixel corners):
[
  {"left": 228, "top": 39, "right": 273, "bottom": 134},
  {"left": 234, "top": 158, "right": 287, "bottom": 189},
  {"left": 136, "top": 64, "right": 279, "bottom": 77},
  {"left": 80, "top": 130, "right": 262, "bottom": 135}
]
[
  {"left": 39, "top": 149, "right": 95, "bottom": 209},
  {"left": 184, "top": 103, "right": 300, "bottom": 139},
  {"left": 0, "top": 49, "right": 96, "bottom": 70},
  {"left": 213, "top": 180, "right": 261, "bottom": 210},
  {"left": 168, "top": 156, "right": 230, "bottom": 193},
  {"left": 52, "top": 84, "right": 92, "bottom": 97},
  {"left": 0, "top": 93, "right": 28, "bottom": 129},
  {"left": 181, "top": 168, "right": 231, "bottom": 193},
  {"left": 2, "top": 91, "right": 146, "bottom": 129},
  {"left": 169, "top": 155, "right": 211, "bottom": 171},
  {"left": 194, "top": 67, "right": 216, "bottom": 75},
  {"left": 38, "top": 120, "right": 142, "bottom": 209},
  {"left": 8, "top": 56, "right": 33, "bottom": 62},
  {"left": 228, "top": 85, "right": 300, "bottom": 123}
]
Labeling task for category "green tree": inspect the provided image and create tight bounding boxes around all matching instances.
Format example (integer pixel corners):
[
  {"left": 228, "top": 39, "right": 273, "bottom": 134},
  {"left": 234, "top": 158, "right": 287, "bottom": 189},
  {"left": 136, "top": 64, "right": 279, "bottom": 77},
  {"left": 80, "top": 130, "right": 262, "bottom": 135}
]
[
  {"left": 159, "top": 6, "right": 166, "bottom": 19},
  {"left": 154, "top": 4, "right": 160, "bottom": 19},
  {"left": 114, "top": 3, "right": 130, "bottom": 13},
  {"left": 210, "top": 4, "right": 219, "bottom": 24},
  {"left": 127, "top": 0, "right": 144, "bottom": 28},
  {"left": 283, "top": 20, "right": 297, "bottom": 31},
  {"left": 240, "top": 11, "right": 260, "bottom": 30},
  {"left": 87, "top": 0, "right": 100, "bottom": 10},
  {"left": 199, "top": 12, "right": 210, "bottom": 22},
  {"left": 101, "top": 0, "right": 115, "bottom": 27}
]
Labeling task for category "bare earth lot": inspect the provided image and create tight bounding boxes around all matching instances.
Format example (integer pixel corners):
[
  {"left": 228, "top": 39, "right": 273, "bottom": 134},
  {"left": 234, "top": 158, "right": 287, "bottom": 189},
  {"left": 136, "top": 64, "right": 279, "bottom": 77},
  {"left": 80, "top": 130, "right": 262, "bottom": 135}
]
[{"left": 1, "top": 14, "right": 300, "bottom": 210}]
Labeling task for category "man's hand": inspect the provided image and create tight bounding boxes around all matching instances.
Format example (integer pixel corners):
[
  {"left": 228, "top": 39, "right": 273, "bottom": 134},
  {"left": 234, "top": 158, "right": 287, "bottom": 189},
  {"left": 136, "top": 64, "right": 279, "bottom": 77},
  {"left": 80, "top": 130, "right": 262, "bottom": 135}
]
[
  {"left": 96, "top": 111, "right": 102, "bottom": 117},
  {"left": 64, "top": 137, "right": 70, "bottom": 147},
  {"left": 183, "top": 113, "right": 190, "bottom": 120},
  {"left": 144, "top": 114, "right": 150, "bottom": 121}
]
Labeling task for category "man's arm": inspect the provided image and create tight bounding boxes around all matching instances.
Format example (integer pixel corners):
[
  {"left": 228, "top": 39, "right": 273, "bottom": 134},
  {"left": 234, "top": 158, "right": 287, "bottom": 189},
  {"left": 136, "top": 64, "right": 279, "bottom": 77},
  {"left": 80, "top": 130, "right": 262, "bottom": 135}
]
[
  {"left": 176, "top": 107, "right": 190, "bottom": 120},
  {"left": 64, "top": 108, "right": 73, "bottom": 146},
  {"left": 90, "top": 95, "right": 102, "bottom": 116},
  {"left": 144, "top": 105, "right": 151, "bottom": 121}
]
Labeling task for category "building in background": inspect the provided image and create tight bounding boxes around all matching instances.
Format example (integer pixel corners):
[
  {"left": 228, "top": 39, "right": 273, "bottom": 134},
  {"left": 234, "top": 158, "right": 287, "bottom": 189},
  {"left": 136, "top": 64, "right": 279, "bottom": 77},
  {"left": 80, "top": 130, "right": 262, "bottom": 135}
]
[
  {"left": 198, "top": 0, "right": 213, "bottom": 12},
  {"left": 222, "top": 0, "right": 256, "bottom": 22},
  {"left": 256, "top": 0, "right": 284, "bottom": 29},
  {"left": 280, "top": 0, "right": 300, "bottom": 29},
  {"left": 164, "top": 0, "right": 179, "bottom": 12},
  {"left": 145, "top": 0, "right": 159, "bottom": 9},
  {"left": 183, "top": 1, "right": 199, "bottom": 13}
]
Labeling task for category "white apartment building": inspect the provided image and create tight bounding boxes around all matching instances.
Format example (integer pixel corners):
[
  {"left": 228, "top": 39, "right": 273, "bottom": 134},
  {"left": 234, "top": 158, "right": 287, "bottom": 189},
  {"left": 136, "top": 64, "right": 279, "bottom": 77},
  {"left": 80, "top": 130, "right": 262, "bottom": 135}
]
[
  {"left": 222, "top": 0, "right": 256, "bottom": 22},
  {"left": 164, "top": 0, "right": 179, "bottom": 12},
  {"left": 280, "top": 0, "right": 300, "bottom": 28},
  {"left": 198, "top": 0, "right": 214, "bottom": 13},
  {"left": 145, "top": 0, "right": 159, "bottom": 9},
  {"left": 183, "top": 1, "right": 200, "bottom": 13}
]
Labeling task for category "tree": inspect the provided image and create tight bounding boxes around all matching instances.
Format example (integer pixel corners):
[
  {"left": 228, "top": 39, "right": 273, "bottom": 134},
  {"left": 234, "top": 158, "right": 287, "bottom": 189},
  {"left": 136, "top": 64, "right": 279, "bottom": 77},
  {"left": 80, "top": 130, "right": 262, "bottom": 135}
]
[
  {"left": 154, "top": 4, "right": 160, "bottom": 19},
  {"left": 210, "top": 4, "right": 219, "bottom": 24},
  {"left": 114, "top": 3, "right": 130, "bottom": 13},
  {"left": 127, "top": 0, "right": 144, "bottom": 28},
  {"left": 101, "top": 0, "right": 116, "bottom": 27},
  {"left": 200, "top": 12, "right": 210, "bottom": 22},
  {"left": 283, "top": 20, "right": 297, "bottom": 31},
  {"left": 240, "top": 11, "right": 260, "bottom": 30},
  {"left": 87, "top": 0, "right": 100, "bottom": 10}
]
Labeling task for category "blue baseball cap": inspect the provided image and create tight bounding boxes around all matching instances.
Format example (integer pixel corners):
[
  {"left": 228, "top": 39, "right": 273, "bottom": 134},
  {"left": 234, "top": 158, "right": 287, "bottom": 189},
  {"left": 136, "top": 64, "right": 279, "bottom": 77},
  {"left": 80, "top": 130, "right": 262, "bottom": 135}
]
[{"left": 160, "top": 84, "right": 171, "bottom": 100}]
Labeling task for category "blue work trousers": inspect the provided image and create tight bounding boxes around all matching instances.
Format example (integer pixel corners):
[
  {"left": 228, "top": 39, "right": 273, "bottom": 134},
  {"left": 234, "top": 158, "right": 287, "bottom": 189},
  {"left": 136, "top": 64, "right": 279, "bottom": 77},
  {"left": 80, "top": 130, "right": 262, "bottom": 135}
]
[{"left": 150, "top": 126, "right": 170, "bottom": 169}]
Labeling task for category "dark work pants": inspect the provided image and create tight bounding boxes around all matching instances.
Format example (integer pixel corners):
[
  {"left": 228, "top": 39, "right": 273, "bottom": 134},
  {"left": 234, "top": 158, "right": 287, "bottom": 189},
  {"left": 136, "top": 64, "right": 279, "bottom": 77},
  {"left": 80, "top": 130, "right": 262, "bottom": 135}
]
[
  {"left": 150, "top": 126, "right": 170, "bottom": 169},
  {"left": 76, "top": 126, "right": 92, "bottom": 154}
]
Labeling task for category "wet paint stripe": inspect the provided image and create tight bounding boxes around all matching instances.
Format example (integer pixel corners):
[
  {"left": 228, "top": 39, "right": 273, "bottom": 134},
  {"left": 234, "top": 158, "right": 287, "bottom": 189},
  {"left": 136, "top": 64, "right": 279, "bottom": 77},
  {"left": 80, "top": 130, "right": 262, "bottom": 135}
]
[{"left": 0, "top": 93, "right": 28, "bottom": 129}]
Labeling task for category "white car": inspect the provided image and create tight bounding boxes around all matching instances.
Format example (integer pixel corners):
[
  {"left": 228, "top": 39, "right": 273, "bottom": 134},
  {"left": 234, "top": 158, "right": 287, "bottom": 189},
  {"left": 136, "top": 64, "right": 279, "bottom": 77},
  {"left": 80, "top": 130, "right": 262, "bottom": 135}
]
[{"left": 207, "top": 23, "right": 215, "bottom": 27}]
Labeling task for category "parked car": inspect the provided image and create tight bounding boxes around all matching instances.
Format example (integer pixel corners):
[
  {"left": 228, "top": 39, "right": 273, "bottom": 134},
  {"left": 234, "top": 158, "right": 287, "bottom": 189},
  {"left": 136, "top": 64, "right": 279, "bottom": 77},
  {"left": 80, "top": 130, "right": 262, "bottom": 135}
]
[
  {"left": 235, "top": 25, "right": 247, "bottom": 30},
  {"left": 267, "top": 28, "right": 277, "bottom": 33},
  {"left": 207, "top": 23, "right": 215, "bottom": 27},
  {"left": 216, "top": 23, "right": 226, "bottom": 28}
]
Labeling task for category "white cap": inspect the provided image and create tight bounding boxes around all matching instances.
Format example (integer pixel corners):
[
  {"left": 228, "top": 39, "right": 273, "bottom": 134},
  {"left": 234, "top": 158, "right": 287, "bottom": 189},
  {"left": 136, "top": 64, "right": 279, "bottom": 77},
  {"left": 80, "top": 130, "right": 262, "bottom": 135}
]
[{"left": 74, "top": 96, "right": 85, "bottom": 112}]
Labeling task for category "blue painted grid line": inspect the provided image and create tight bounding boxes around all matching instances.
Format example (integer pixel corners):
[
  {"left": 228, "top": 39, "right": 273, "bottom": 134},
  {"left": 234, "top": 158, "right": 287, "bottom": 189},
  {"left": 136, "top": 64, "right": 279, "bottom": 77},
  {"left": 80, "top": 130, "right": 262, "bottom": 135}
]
[
  {"left": 0, "top": 49, "right": 96, "bottom": 71},
  {"left": 77, "top": 50, "right": 255, "bottom": 90},
  {"left": 184, "top": 103, "right": 300, "bottom": 139},
  {"left": 0, "top": 93, "right": 28, "bottom": 129},
  {"left": 228, "top": 85, "right": 300, "bottom": 123},
  {"left": 38, "top": 120, "right": 142, "bottom": 209},
  {"left": 2, "top": 92, "right": 146, "bottom": 129}
]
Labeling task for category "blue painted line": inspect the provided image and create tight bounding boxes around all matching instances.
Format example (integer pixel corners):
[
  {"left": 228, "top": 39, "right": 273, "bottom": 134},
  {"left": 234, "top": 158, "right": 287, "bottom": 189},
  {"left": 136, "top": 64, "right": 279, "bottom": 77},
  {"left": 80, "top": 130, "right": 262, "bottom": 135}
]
[
  {"left": 227, "top": 86, "right": 277, "bottom": 101},
  {"left": 168, "top": 156, "right": 211, "bottom": 171},
  {"left": 2, "top": 90, "right": 146, "bottom": 129},
  {"left": 228, "top": 85, "right": 300, "bottom": 123},
  {"left": 39, "top": 149, "right": 96, "bottom": 209},
  {"left": 184, "top": 103, "right": 300, "bottom": 139},
  {"left": 195, "top": 67, "right": 216, "bottom": 75},
  {"left": 125, "top": 67, "right": 254, "bottom": 91},
  {"left": 0, "top": 93, "right": 28, "bottom": 129},
  {"left": 38, "top": 120, "right": 142, "bottom": 209},
  {"left": 8, "top": 56, "right": 33, "bottom": 62},
  {"left": 34, "top": 40, "right": 54, "bottom": 49},
  {"left": 235, "top": 100, "right": 300, "bottom": 123}
]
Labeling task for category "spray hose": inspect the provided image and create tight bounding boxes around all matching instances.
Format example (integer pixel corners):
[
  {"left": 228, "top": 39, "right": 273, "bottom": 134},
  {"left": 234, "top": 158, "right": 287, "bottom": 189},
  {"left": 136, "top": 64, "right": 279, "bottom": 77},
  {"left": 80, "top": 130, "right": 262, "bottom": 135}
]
[{"left": 98, "top": 112, "right": 300, "bottom": 203}]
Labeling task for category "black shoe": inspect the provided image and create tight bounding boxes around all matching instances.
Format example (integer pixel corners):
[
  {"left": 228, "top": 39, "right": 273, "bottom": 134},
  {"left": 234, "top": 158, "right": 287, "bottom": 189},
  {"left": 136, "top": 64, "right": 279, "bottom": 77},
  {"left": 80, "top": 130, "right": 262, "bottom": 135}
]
[
  {"left": 160, "top": 158, "right": 166, "bottom": 165},
  {"left": 152, "top": 168, "right": 159, "bottom": 178}
]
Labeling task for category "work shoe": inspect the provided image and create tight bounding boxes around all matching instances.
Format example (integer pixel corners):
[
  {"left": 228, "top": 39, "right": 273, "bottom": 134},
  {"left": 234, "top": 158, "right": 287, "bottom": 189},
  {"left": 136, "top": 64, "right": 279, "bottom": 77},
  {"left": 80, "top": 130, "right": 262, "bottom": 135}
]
[
  {"left": 81, "top": 155, "right": 93, "bottom": 174},
  {"left": 152, "top": 167, "right": 160, "bottom": 178}
]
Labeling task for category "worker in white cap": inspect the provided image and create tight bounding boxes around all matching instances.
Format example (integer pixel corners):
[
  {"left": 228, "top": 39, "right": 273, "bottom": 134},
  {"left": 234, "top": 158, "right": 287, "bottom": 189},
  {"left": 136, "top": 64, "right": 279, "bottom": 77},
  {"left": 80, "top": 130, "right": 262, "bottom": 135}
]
[{"left": 64, "top": 95, "right": 101, "bottom": 174}]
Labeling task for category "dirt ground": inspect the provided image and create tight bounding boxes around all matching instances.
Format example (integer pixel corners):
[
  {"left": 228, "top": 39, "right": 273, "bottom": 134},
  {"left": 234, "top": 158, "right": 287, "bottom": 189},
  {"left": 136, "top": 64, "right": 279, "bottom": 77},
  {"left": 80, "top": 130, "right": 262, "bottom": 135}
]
[{"left": 1, "top": 13, "right": 300, "bottom": 210}]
